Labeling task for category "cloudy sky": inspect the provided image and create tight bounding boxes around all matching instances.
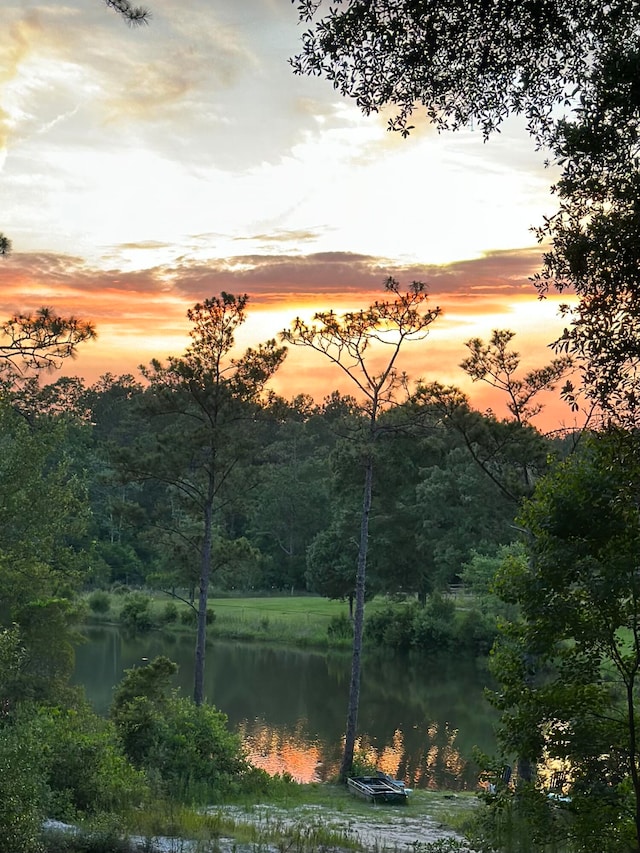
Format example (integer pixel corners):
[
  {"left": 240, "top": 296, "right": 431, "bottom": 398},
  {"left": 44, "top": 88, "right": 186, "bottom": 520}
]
[{"left": 0, "top": 0, "right": 574, "bottom": 423}]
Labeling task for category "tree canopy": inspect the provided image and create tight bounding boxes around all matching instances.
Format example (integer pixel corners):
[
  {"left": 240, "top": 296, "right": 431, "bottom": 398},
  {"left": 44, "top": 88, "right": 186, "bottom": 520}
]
[
  {"left": 104, "top": 0, "right": 150, "bottom": 25},
  {"left": 489, "top": 429, "right": 640, "bottom": 850},
  {"left": 291, "top": 0, "right": 634, "bottom": 139}
]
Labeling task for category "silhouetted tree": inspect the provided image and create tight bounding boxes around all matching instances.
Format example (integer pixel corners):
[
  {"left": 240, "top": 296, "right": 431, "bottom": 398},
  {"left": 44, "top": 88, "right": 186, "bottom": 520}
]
[{"left": 282, "top": 277, "right": 440, "bottom": 779}]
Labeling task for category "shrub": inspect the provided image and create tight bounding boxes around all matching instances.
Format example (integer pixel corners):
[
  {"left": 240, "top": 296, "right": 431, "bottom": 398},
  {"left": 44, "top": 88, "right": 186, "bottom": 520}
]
[
  {"left": 180, "top": 607, "right": 214, "bottom": 626},
  {"left": 180, "top": 607, "right": 197, "bottom": 625},
  {"left": 120, "top": 593, "right": 153, "bottom": 633},
  {"left": 327, "top": 612, "right": 352, "bottom": 639},
  {"left": 161, "top": 601, "right": 178, "bottom": 624},
  {"left": 0, "top": 718, "right": 45, "bottom": 853},
  {"left": 88, "top": 590, "right": 110, "bottom": 615},
  {"left": 111, "top": 656, "right": 246, "bottom": 802},
  {"left": 412, "top": 595, "right": 456, "bottom": 652},
  {"left": 27, "top": 703, "right": 146, "bottom": 820},
  {"left": 456, "top": 608, "right": 498, "bottom": 655},
  {"left": 366, "top": 602, "right": 421, "bottom": 650}
]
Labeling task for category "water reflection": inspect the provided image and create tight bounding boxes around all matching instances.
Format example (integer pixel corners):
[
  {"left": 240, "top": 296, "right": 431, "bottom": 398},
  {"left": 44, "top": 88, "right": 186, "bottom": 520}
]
[{"left": 74, "top": 627, "right": 497, "bottom": 790}]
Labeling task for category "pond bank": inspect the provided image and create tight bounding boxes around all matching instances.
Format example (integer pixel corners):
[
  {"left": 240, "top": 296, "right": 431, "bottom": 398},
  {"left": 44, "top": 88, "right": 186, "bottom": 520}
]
[
  {"left": 44, "top": 789, "right": 478, "bottom": 852},
  {"left": 210, "top": 791, "right": 477, "bottom": 850}
]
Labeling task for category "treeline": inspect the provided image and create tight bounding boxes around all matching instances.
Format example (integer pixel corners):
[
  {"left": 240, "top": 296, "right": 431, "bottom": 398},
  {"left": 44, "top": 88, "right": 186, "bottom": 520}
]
[{"left": 5, "top": 366, "right": 562, "bottom": 604}]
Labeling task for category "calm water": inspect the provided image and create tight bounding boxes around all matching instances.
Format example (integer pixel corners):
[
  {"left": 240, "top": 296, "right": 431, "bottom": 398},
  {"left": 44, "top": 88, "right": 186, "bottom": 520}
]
[{"left": 74, "top": 627, "right": 497, "bottom": 790}]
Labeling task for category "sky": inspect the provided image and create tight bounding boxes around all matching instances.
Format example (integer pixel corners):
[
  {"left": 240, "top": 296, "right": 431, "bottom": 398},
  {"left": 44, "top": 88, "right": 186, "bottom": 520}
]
[{"left": 0, "top": 0, "right": 577, "bottom": 427}]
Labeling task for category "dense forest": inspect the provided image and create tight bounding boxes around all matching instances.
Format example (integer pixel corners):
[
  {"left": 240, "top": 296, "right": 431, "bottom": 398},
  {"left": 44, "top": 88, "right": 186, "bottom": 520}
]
[{"left": 0, "top": 314, "right": 555, "bottom": 601}]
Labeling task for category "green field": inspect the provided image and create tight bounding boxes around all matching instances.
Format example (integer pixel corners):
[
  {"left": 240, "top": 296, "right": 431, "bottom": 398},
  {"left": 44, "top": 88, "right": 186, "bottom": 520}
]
[
  {"left": 89, "top": 590, "right": 359, "bottom": 648},
  {"left": 209, "top": 595, "right": 354, "bottom": 646}
]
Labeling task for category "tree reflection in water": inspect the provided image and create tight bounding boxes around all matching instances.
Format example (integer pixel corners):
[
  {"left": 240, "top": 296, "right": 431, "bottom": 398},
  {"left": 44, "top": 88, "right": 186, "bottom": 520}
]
[
  {"left": 74, "top": 629, "right": 497, "bottom": 790},
  {"left": 235, "top": 718, "right": 477, "bottom": 789}
]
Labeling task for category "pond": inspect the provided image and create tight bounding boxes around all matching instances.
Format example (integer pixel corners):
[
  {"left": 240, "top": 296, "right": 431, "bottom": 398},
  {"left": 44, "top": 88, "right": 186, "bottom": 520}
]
[{"left": 74, "top": 627, "right": 498, "bottom": 790}]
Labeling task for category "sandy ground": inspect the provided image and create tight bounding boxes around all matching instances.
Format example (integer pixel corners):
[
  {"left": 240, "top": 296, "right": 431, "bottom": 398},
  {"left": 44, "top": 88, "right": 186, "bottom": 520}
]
[{"left": 210, "top": 798, "right": 475, "bottom": 851}]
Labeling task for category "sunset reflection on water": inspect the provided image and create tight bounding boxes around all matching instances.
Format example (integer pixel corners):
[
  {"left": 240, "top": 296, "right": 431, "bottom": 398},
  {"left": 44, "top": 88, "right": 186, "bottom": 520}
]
[{"left": 237, "top": 718, "right": 475, "bottom": 789}]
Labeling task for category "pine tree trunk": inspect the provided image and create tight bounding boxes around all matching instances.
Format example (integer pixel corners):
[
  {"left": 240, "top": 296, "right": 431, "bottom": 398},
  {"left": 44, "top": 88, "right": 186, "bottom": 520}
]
[
  {"left": 193, "top": 498, "right": 213, "bottom": 706},
  {"left": 339, "top": 451, "right": 373, "bottom": 781}
]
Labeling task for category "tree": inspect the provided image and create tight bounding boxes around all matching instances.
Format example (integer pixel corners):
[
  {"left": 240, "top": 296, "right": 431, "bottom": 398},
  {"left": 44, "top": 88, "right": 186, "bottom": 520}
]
[
  {"left": 0, "top": 308, "right": 95, "bottom": 376},
  {"left": 488, "top": 429, "right": 640, "bottom": 851},
  {"left": 306, "top": 518, "right": 360, "bottom": 613},
  {"left": 281, "top": 277, "right": 440, "bottom": 779},
  {"left": 534, "top": 45, "right": 640, "bottom": 427},
  {"left": 103, "top": 0, "right": 150, "bottom": 26},
  {"left": 244, "top": 395, "right": 333, "bottom": 592},
  {"left": 416, "top": 381, "right": 553, "bottom": 505},
  {"left": 126, "top": 294, "right": 286, "bottom": 704},
  {"left": 0, "top": 401, "right": 92, "bottom": 704},
  {"left": 291, "top": 2, "right": 640, "bottom": 432},
  {"left": 460, "top": 329, "right": 571, "bottom": 427},
  {"left": 290, "top": 0, "right": 631, "bottom": 141}
]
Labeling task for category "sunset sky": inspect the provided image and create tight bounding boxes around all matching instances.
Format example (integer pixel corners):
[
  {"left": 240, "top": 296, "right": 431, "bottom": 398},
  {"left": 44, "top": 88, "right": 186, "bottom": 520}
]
[{"left": 1, "top": 0, "right": 577, "bottom": 426}]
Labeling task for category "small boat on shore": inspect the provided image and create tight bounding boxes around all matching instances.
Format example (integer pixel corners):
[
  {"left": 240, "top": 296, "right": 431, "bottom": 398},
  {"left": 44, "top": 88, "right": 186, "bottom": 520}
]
[{"left": 347, "top": 774, "right": 409, "bottom": 805}]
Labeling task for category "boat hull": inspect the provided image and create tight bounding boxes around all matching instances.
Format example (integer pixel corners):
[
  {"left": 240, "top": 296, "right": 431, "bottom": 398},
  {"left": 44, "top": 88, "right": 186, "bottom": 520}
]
[{"left": 347, "top": 775, "right": 408, "bottom": 805}]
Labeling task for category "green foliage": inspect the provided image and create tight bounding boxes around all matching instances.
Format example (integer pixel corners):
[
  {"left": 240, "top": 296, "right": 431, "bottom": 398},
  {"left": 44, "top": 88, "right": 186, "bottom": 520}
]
[
  {"left": 180, "top": 606, "right": 213, "bottom": 626},
  {"left": 88, "top": 590, "right": 111, "bottom": 614},
  {"left": 468, "top": 784, "right": 567, "bottom": 853},
  {"left": 412, "top": 594, "right": 456, "bottom": 651},
  {"left": 42, "top": 824, "right": 134, "bottom": 853},
  {"left": 366, "top": 600, "right": 420, "bottom": 650},
  {"left": 326, "top": 612, "right": 352, "bottom": 640},
  {"left": 180, "top": 606, "right": 197, "bottom": 625},
  {"left": 534, "top": 44, "right": 640, "bottom": 425},
  {"left": 148, "top": 695, "right": 247, "bottom": 802},
  {"left": 0, "top": 594, "right": 85, "bottom": 705},
  {"left": 161, "top": 601, "right": 178, "bottom": 624},
  {"left": 0, "top": 400, "right": 93, "bottom": 705},
  {"left": 119, "top": 593, "right": 153, "bottom": 633},
  {"left": 24, "top": 703, "right": 146, "bottom": 821},
  {"left": 0, "top": 716, "right": 45, "bottom": 853},
  {"left": 0, "top": 700, "right": 144, "bottom": 851},
  {"left": 487, "top": 429, "right": 640, "bottom": 849},
  {"left": 365, "top": 596, "right": 497, "bottom": 655},
  {"left": 111, "top": 656, "right": 246, "bottom": 802}
]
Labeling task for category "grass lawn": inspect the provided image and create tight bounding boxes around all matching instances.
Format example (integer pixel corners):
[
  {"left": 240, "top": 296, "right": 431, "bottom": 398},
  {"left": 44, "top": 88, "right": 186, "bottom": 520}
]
[{"left": 208, "top": 595, "right": 354, "bottom": 646}]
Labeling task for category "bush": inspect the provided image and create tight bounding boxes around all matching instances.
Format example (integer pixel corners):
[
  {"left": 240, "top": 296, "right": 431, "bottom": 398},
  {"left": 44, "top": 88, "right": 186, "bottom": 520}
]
[
  {"left": 88, "top": 590, "right": 110, "bottom": 615},
  {"left": 161, "top": 601, "right": 178, "bottom": 624},
  {"left": 154, "top": 696, "right": 247, "bottom": 801},
  {"left": 42, "top": 821, "right": 134, "bottom": 853},
  {"left": 111, "top": 656, "right": 246, "bottom": 802},
  {"left": 366, "top": 603, "right": 419, "bottom": 648},
  {"left": 120, "top": 593, "right": 154, "bottom": 633},
  {"left": 412, "top": 595, "right": 456, "bottom": 651},
  {"left": 456, "top": 608, "right": 498, "bottom": 655},
  {"left": 327, "top": 612, "right": 352, "bottom": 639},
  {"left": 180, "top": 607, "right": 214, "bottom": 626},
  {"left": 0, "top": 718, "right": 45, "bottom": 853},
  {"left": 27, "top": 703, "right": 146, "bottom": 820}
]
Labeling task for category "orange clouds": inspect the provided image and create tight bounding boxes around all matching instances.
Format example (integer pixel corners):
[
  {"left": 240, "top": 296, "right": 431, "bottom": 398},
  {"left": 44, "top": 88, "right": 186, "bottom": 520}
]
[{"left": 0, "top": 245, "right": 575, "bottom": 427}]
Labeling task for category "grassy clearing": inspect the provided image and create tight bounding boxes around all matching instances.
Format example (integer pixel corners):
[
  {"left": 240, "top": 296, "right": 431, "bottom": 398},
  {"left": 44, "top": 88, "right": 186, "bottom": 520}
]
[
  {"left": 208, "top": 596, "right": 351, "bottom": 646},
  {"left": 86, "top": 590, "right": 376, "bottom": 649}
]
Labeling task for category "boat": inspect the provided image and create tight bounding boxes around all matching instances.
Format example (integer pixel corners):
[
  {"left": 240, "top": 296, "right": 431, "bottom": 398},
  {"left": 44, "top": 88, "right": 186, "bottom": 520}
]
[{"left": 347, "top": 774, "right": 409, "bottom": 804}]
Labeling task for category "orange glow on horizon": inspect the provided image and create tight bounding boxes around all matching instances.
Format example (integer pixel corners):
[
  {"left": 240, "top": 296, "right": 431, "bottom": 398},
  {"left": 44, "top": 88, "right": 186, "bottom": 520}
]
[{"left": 53, "top": 290, "right": 576, "bottom": 432}]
